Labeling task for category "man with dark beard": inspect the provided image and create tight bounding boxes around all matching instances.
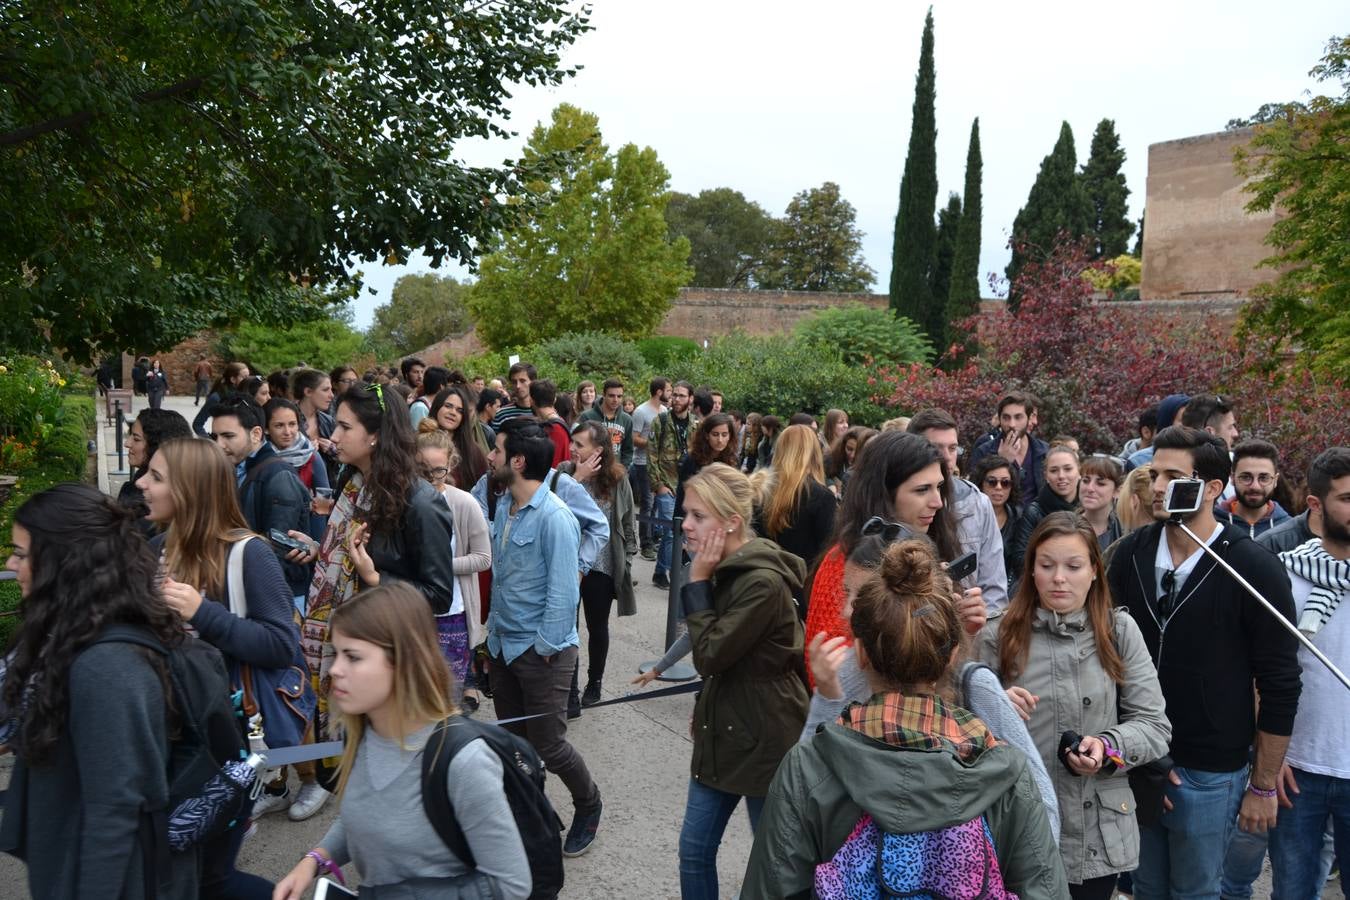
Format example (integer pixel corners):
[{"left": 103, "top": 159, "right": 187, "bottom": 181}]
[{"left": 1215, "top": 439, "right": 1291, "bottom": 539}]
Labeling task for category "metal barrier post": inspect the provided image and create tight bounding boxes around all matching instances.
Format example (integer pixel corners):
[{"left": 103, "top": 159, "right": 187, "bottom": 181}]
[
  {"left": 110, "top": 401, "right": 128, "bottom": 474},
  {"left": 640, "top": 514, "right": 697, "bottom": 682}
]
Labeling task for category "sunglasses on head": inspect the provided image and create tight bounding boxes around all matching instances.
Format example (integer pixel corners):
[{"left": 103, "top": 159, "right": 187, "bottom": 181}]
[
  {"left": 365, "top": 382, "right": 386, "bottom": 412},
  {"left": 860, "top": 516, "right": 914, "bottom": 542}
]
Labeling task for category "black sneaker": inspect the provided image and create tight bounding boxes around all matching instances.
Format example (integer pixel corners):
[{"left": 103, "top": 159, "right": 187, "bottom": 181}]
[
  {"left": 581, "top": 680, "right": 602, "bottom": 707},
  {"left": 563, "top": 801, "right": 602, "bottom": 857},
  {"left": 652, "top": 571, "right": 670, "bottom": 589}
]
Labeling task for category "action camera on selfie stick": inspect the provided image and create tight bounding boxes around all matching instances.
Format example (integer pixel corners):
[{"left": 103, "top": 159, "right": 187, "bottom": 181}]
[{"left": 1163, "top": 478, "right": 1350, "bottom": 693}]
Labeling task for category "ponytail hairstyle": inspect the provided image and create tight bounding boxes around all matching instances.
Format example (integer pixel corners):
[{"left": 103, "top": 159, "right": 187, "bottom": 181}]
[
  {"left": 328, "top": 583, "right": 457, "bottom": 798},
  {"left": 998, "top": 511, "right": 1124, "bottom": 684},
  {"left": 4, "top": 484, "right": 180, "bottom": 763},
  {"left": 209, "top": 361, "right": 250, "bottom": 397},
  {"left": 336, "top": 385, "right": 418, "bottom": 535},
  {"left": 851, "top": 539, "right": 960, "bottom": 692}
]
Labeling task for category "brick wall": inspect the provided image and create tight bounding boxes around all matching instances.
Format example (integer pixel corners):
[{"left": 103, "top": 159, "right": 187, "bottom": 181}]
[{"left": 1140, "top": 128, "right": 1278, "bottom": 301}]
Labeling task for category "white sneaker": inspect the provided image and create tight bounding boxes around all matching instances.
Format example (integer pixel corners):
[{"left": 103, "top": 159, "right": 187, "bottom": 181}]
[
  {"left": 252, "top": 789, "right": 292, "bottom": 818},
  {"left": 288, "top": 782, "right": 330, "bottom": 821}
]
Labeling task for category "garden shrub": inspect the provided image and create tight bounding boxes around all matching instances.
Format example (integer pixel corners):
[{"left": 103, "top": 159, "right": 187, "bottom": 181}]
[
  {"left": 636, "top": 336, "right": 701, "bottom": 370},
  {"left": 535, "top": 332, "right": 647, "bottom": 385},
  {"left": 795, "top": 304, "right": 934, "bottom": 367}
]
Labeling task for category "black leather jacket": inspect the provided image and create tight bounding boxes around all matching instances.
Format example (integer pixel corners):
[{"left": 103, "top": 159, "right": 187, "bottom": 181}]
[{"left": 366, "top": 479, "right": 457, "bottom": 615}]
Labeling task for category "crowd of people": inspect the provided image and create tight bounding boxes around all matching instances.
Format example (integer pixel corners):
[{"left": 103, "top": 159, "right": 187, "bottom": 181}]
[{"left": 4, "top": 354, "right": 1349, "bottom": 900}]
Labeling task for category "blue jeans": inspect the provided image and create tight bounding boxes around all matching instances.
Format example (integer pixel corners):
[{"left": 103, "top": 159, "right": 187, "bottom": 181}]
[
  {"left": 1269, "top": 768, "right": 1350, "bottom": 900},
  {"left": 679, "top": 779, "right": 764, "bottom": 900},
  {"left": 1135, "top": 766, "right": 1247, "bottom": 900},
  {"left": 653, "top": 491, "right": 676, "bottom": 577}
]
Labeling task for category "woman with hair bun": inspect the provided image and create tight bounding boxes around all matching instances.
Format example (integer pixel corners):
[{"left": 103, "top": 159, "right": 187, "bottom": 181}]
[
  {"left": 0, "top": 484, "right": 201, "bottom": 899},
  {"left": 976, "top": 512, "right": 1170, "bottom": 900},
  {"left": 668, "top": 462, "right": 808, "bottom": 899},
  {"left": 744, "top": 538, "right": 1068, "bottom": 900}
]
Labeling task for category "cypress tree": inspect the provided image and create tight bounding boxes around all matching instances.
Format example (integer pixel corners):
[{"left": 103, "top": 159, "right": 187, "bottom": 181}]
[
  {"left": 1006, "top": 121, "right": 1092, "bottom": 311},
  {"left": 889, "top": 8, "right": 939, "bottom": 341},
  {"left": 1132, "top": 211, "right": 1145, "bottom": 259},
  {"left": 945, "top": 117, "right": 982, "bottom": 348},
  {"left": 928, "top": 192, "right": 962, "bottom": 340},
  {"left": 1081, "top": 118, "right": 1134, "bottom": 259}
]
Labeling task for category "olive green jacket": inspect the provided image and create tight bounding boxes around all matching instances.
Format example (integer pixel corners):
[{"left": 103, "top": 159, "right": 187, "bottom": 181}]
[{"left": 686, "top": 538, "right": 809, "bottom": 797}]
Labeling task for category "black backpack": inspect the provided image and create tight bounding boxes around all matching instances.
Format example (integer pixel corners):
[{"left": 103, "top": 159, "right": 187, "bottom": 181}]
[
  {"left": 421, "top": 716, "right": 565, "bottom": 900},
  {"left": 94, "top": 627, "right": 249, "bottom": 867}
]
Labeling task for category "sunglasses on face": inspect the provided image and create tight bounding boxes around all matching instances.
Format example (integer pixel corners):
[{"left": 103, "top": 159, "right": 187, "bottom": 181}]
[
  {"left": 1159, "top": 569, "right": 1179, "bottom": 620},
  {"left": 983, "top": 477, "right": 1012, "bottom": 489}
]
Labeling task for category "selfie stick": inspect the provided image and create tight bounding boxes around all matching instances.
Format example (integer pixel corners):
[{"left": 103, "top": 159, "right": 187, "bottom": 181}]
[{"left": 1169, "top": 517, "right": 1350, "bottom": 693}]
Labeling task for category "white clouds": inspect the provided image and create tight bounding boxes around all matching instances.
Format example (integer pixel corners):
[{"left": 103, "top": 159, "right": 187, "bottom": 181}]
[{"left": 351, "top": 0, "right": 1343, "bottom": 326}]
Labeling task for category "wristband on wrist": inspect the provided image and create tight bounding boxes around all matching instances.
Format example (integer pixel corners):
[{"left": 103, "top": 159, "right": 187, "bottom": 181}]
[
  {"left": 1099, "top": 734, "right": 1126, "bottom": 772},
  {"left": 306, "top": 850, "right": 345, "bottom": 886},
  {"left": 1246, "top": 782, "right": 1278, "bottom": 799}
]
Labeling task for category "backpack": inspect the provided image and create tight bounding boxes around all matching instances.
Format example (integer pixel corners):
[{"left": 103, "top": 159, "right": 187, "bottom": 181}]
[
  {"left": 93, "top": 627, "right": 249, "bottom": 870},
  {"left": 813, "top": 813, "right": 1018, "bottom": 900},
  {"left": 421, "top": 715, "right": 565, "bottom": 900}
]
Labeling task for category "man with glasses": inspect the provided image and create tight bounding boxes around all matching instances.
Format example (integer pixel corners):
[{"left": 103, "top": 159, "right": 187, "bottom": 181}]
[
  {"left": 1214, "top": 439, "right": 1291, "bottom": 539},
  {"left": 1106, "top": 426, "right": 1301, "bottom": 900}
]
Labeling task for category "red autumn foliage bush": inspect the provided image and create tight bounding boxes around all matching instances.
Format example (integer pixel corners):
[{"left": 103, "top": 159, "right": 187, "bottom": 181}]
[{"left": 872, "top": 237, "right": 1350, "bottom": 490}]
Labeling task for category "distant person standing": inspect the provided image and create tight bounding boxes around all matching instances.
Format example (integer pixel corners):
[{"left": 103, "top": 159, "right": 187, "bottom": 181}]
[
  {"left": 193, "top": 358, "right": 214, "bottom": 406},
  {"left": 578, "top": 378, "right": 635, "bottom": 468},
  {"left": 631, "top": 377, "right": 670, "bottom": 560},
  {"left": 145, "top": 359, "right": 169, "bottom": 409}
]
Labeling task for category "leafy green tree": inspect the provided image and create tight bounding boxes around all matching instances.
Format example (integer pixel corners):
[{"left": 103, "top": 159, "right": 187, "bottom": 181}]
[
  {"left": 756, "top": 182, "right": 875, "bottom": 292},
  {"left": 928, "top": 193, "right": 962, "bottom": 337},
  {"left": 368, "top": 274, "right": 472, "bottom": 357},
  {"left": 1133, "top": 211, "right": 1145, "bottom": 259},
  {"left": 890, "top": 8, "right": 939, "bottom": 333},
  {"left": 794, "top": 304, "right": 933, "bottom": 367},
  {"left": 222, "top": 314, "right": 368, "bottom": 375},
  {"left": 0, "top": 1, "right": 589, "bottom": 361},
  {"left": 1006, "top": 121, "right": 1093, "bottom": 311},
  {"left": 1080, "top": 119, "right": 1134, "bottom": 260},
  {"left": 468, "top": 104, "right": 692, "bottom": 349},
  {"left": 664, "top": 188, "right": 775, "bottom": 288},
  {"left": 946, "top": 117, "right": 983, "bottom": 348},
  {"left": 1235, "top": 35, "right": 1350, "bottom": 376}
]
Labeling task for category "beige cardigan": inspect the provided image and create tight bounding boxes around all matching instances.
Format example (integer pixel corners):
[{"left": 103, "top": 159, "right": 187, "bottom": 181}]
[{"left": 439, "top": 483, "right": 493, "bottom": 646}]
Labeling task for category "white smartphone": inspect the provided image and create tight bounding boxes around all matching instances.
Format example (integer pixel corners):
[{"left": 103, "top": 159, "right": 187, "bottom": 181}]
[{"left": 314, "top": 877, "right": 358, "bottom": 899}]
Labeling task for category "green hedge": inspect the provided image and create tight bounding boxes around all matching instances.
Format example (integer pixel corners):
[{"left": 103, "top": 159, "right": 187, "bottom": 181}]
[{"left": 0, "top": 392, "right": 97, "bottom": 648}]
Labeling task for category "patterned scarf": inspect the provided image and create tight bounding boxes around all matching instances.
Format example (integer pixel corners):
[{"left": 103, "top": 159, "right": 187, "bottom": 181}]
[
  {"left": 269, "top": 432, "right": 316, "bottom": 471},
  {"left": 839, "top": 691, "right": 999, "bottom": 763},
  {"left": 302, "top": 472, "right": 367, "bottom": 739},
  {"left": 1281, "top": 538, "right": 1350, "bottom": 637}
]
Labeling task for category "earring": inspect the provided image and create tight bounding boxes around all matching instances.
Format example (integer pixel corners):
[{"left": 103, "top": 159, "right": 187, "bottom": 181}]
[{"left": 725, "top": 527, "right": 734, "bottom": 533}]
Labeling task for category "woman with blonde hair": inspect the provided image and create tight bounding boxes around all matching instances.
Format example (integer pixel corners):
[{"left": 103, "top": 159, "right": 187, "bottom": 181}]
[
  {"left": 415, "top": 429, "right": 492, "bottom": 710},
  {"left": 758, "top": 424, "right": 837, "bottom": 619},
  {"left": 975, "top": 512, "right": 1170, "bottom": 900},
  {"left": 1115, "top": 464, "right": 1154, "bottom": 534},
  {"left": 664, "top": 462, "right": 808, "bottom": 898},
  {"left": 674, "top": 412, "right": 738, "bottom": 518},
  {"left": 135, "top": 437, "right": 297, "bottom": 892},
  {"left": 273, "top": 584, "right": 530, "bottom": 900}
]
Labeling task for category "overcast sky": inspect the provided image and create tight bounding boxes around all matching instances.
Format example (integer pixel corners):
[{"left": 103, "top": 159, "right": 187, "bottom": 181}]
[{"left": 348, "top": 0, "right": 1343, "bottom": 328}]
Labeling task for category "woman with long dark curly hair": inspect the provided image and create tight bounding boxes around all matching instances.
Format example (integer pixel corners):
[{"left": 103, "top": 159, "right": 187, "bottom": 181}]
[
  {"left": 674, "top": 412, "right": 738, "bottom": 516},
  {"left": 424, "top": 384, "right": 489, "bottom": 489},
  {"left": 296, "top": 383, "right": 455, "bottom": 742},
  {"left": 0, "top": 484, "right": 199, "bottom": 899}
]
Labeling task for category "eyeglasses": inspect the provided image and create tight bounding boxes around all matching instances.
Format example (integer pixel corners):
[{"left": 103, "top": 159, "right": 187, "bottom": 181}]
[
  {"left": 861, "top": 516, "right": 914, "bottom": 542},
  {"left": 1159, "top": 570, "right": 1179, "bottom": 620},
  {"left": 419, "top": 466, "right": 450, "bottom": 481},
  {"left": 337, "top": 377, "right": 359, "bottom": 386},
  {"left": 365, "top": 382, "right": 386, "bottom": 412},
  {"left": 1235, "top": 473, "right": 1276, "bottom": 486},
  {"left": 983, "top": 477, "right": 1013, "bottom": 489}
]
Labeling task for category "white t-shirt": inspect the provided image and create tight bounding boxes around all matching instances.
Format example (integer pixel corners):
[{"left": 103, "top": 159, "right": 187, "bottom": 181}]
[
  {"left": 631, "top": 401, "right": 664, "bottom": 466},
  {"left": 435, "top": 529, "right": 463, "bottom": 618},
  {"left": 1285, "top": 568, "right": 1350, "bottom": 778},
  {"left": 1153, "top": 522, "right": 1224, "bottom": 608}
]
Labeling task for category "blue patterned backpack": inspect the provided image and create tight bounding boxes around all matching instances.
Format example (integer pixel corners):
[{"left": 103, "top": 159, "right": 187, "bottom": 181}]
[{"left": 813, "top": 812, "right": 1019, "bottom": 900}]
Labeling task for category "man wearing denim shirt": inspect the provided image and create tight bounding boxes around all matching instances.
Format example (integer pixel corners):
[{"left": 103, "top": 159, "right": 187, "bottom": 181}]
[{"left": 486, "top": 418, "right": 604, "bottom": 857}]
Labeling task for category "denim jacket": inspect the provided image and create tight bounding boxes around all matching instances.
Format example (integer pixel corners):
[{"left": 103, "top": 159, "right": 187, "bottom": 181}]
[{"left": 486, "top": 481, "right": 583, "bottom": 665}]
